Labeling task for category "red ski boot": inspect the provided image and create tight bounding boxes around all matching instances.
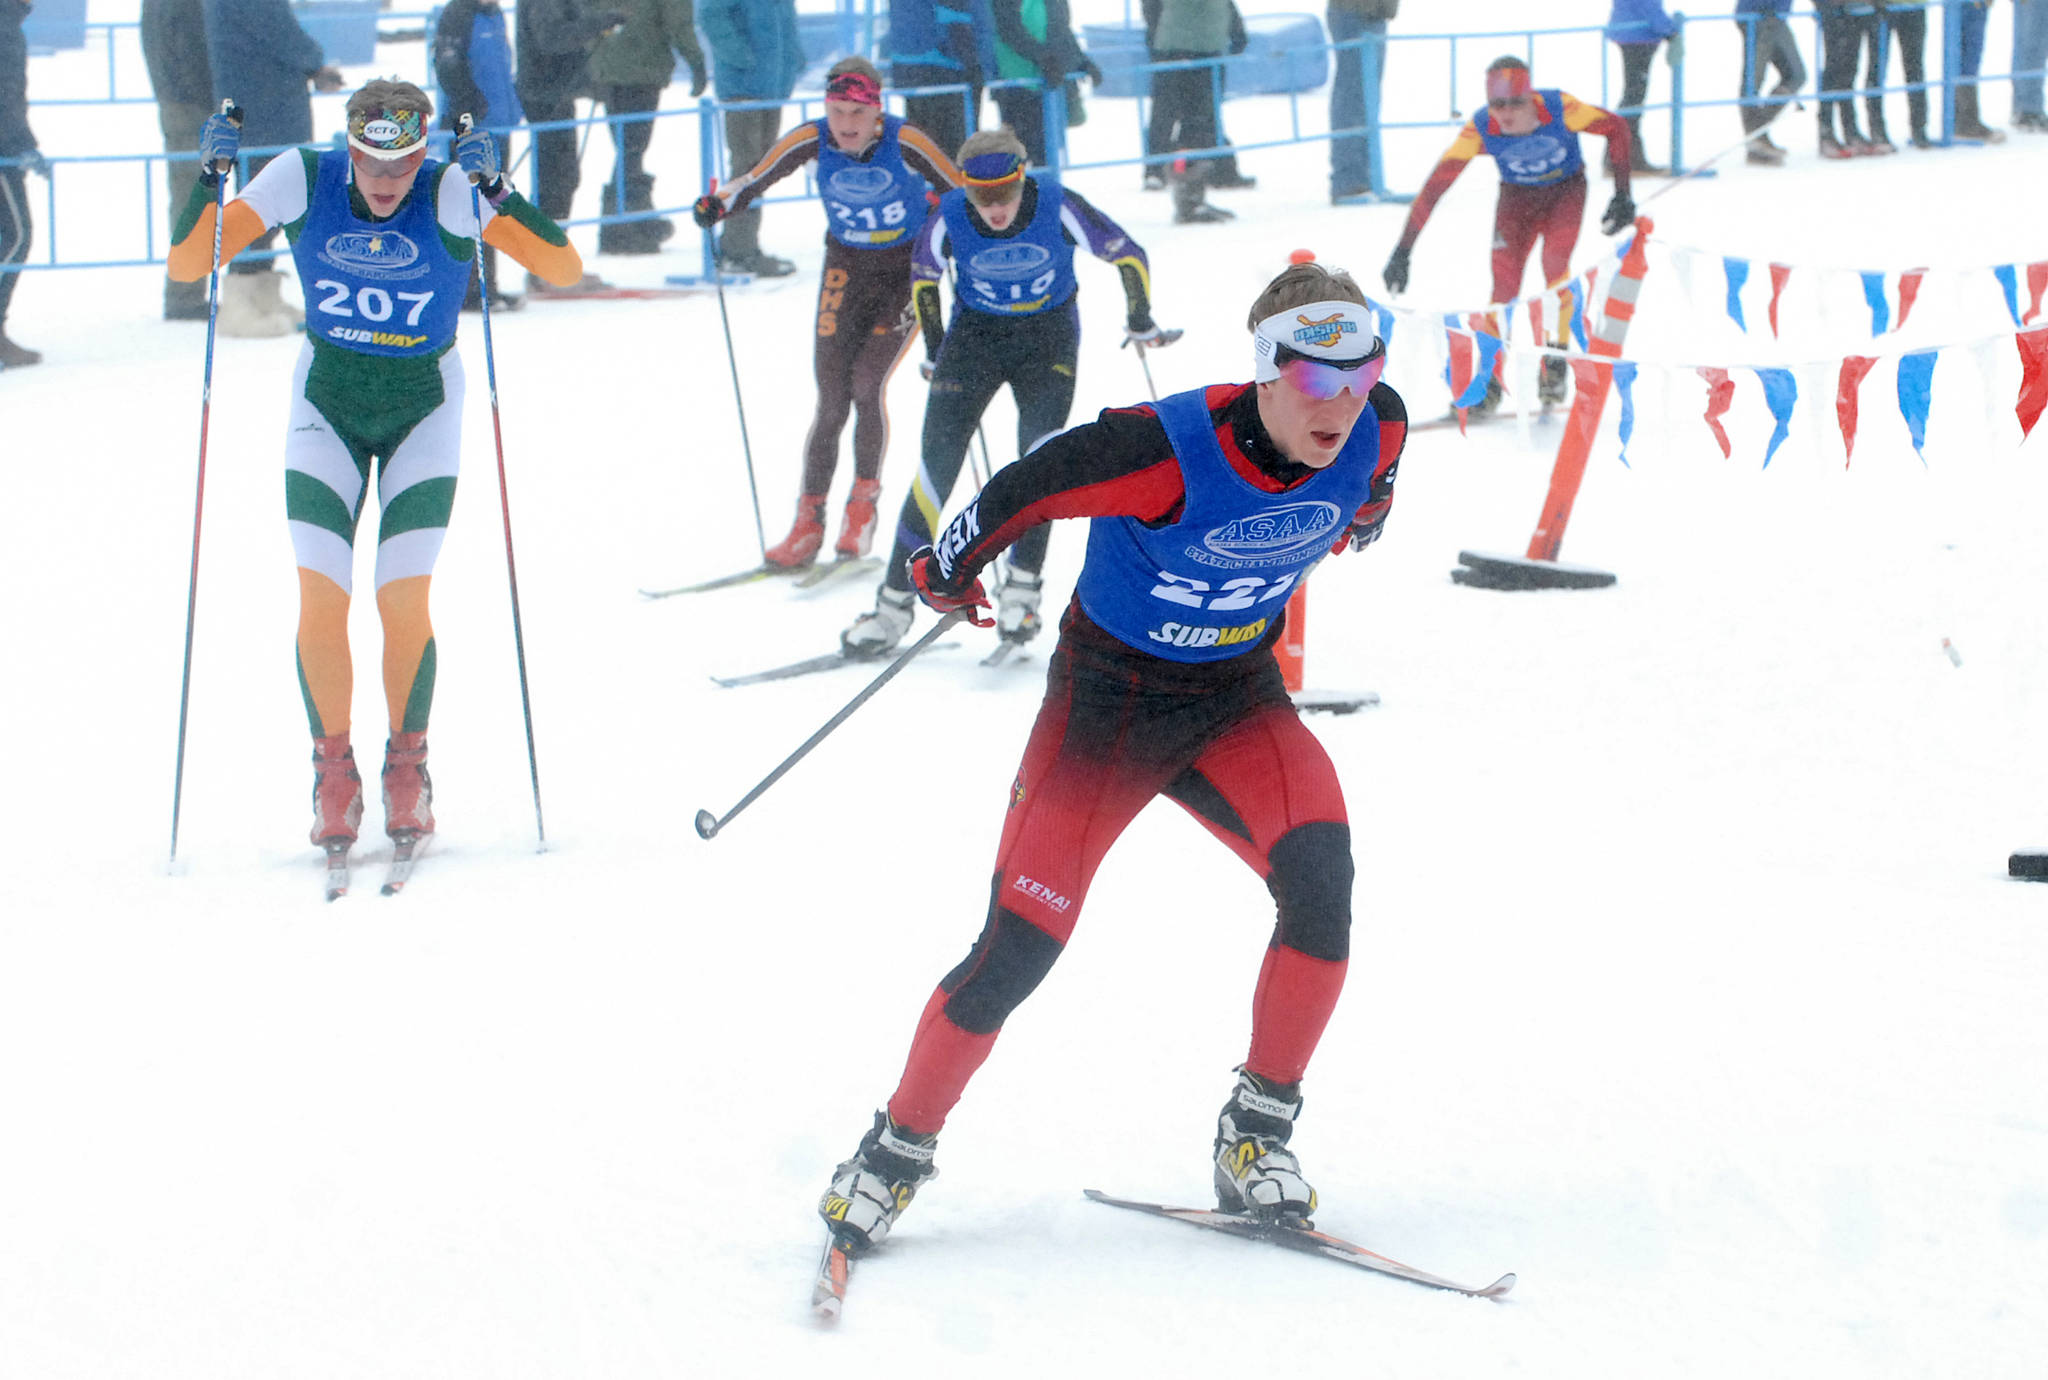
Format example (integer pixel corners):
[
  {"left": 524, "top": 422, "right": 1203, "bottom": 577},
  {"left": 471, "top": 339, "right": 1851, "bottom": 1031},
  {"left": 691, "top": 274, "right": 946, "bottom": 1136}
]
[
  {"left": 765, "top": 496, "right": 827, "bottom": 568},
  {"left": 835, "top": 478, "right": 883, "bottom": 559},
  {"left": 309, "top": 735, "right": 364, "bottom": 847},
  {"left": 382, "top": 731, "right": 435, "bottom": 840}
]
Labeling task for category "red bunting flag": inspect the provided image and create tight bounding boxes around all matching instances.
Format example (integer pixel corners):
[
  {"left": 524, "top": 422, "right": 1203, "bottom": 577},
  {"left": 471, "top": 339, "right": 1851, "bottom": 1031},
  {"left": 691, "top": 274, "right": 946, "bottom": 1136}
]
[
  {"left": 1699, "top": 367, "right": 1735, "bottom": 459},
  {"left": 2018, "top": 328, "right": 2048, "bottom": 441},
  {"left": 1895, "top": 269, "right": 1926, "bottom": 332},
  {"left": 2028, "top": 262, "right": 2048, "bottom": 326},
  {"left": 1768, "top": 263, "right": 1792, "bottom": 339},
  {"left": 1837, "top": 355, "right": 1879, "bottom": 465}
]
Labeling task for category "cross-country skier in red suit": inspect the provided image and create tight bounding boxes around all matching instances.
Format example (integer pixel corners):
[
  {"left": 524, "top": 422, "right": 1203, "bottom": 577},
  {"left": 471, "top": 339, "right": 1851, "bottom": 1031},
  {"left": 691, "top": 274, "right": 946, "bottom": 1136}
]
[
  {"left": 816, "top": 261, "right": 1407, "bottom": 1254},
  {"left": 1381, "top": 54, "right": 1635, "bottom": 409}
]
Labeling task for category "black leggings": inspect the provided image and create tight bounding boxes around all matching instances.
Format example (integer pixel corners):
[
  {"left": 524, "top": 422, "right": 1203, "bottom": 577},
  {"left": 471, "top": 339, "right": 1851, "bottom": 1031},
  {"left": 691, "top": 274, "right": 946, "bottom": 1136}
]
[
  {"left": 0, "top": 166, "right": 27, "bottom": 326},
  {"left": 1878, "top": 5, "right": 1928, "bottom": 139},
  {"left": 1820, "top": 8, "right": 1883, "bottom": 142},
  {"left": 882, "top": 299, "right": 1080, "bottom": 591}
]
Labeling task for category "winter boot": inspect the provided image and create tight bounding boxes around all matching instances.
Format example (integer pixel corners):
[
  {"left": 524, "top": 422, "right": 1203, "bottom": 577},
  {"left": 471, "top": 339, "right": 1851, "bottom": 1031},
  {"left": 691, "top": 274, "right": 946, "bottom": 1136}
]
[
  {"left": 381, "top": 731, "right": 434, "bottom": 840},
  {"left": 1466, "top": 376, "right": 1506, "bottom": 420},
  {"left": 765, "top": 495, "right": 827, "bottom": 568},
  {"left": 164, "top": 274, "right": 211, "bottom": 321},
  {"left": 263, "top": 272, "right": 306, "bottom": 328},
  {"left": 1819, "top": 132, "right": 1852, "bottom": 159},
  {"left": 1746, "top": 132, "right": 1788, "bottom": 165},
  {"left": 1538, "top": 350, "right": 1569, "bottom": 406},
  {"left": 1171, "top": 160, "right": 1233, "bottom": 225},
  {"left": 218, "top": 272, "right": 298, "bottom": 338},
  {"left": 0, "top": 332, "right": 42, "bottom": 368},
  {"left": 841, "top": 585, "right": 915, "bottom": 658},
  {"left": 996, "top": 569, "right": 1043, "bottom": 644},
  {"left": 1955, "top": 85, "right": 2006, "bottom": 142},
  {"left": 834, "top": 478, "right": 883, "bottom": 559},
  {"left": 309, "top": 734, "right": 364, "bottom": 848},
  {"left": 1213, "top": 1066, "right": 1317, "bottom": 1222},
  {"left": 818, "top": 1110, "right": 940, "bottom": 1254}
]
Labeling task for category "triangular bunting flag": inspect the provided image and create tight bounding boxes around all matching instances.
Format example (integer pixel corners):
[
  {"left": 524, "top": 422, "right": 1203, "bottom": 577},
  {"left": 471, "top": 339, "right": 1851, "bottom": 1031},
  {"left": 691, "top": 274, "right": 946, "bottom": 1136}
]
[
  {"left": 1613, "top": 361, "right": 1638, "bottom": 467},
  {"left": 2017, "top": 328, "right": 2048, "bottom": 440},
  {"left": 1724, "top": 256, "right": 1750, "bottom": 332},
  {"left": 1896, "top": 350, "right": 1938, "bottom": 462},
  {"left": 1996, "top": 264, "right": 2022, "bottom": 326},
  {"left": 1837, "top": 355, "right": 1879, "bottom": 466},
  {"left": 2028, "top": 262, "right": 2048, "bottom": 326},
  {"left": 1861, "top": 269, "right": 1928, "bottom": 337},
  {"left": 1699, "top": 367, "right": 1735, "bottom": 459},
  {"left": 1754, "top": 367, "right": 1797, "bottom": 468},
  {"left": 1468, "top": 313, "right": 1507, "bottom": 389},
  {"left": 1897, "top": 269, "right": 1925, "bottom": 332},
  {"left": 1443, "top": 314, "right": 1481, "bottom": 415},
  {"left": 1564, "top": 278, "right": 1590, "bottom": 352},
  {"left": 1768, "top": 263, "right": 1792, "bottom": 339}
]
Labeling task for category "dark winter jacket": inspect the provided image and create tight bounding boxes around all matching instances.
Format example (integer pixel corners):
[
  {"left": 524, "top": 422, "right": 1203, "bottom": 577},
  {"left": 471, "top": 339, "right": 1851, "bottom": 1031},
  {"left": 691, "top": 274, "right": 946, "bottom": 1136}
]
[
  {"left": 434, "top": 0, "right": 523, "bottom": 130},
  {"left": 697, "top": 0, "right": 803, "bottom": 100},
  {"left": 1606, "top": 0, "right": 1677, "bottom": 44},
  {"left": 201, "top": 0, "right": 324, "bottom": 148},
  {"left": 516, "top": 0, "right": 626, "bottom": 104},
  {"left": 885, "top": 0, "right": 993, "bottom": 80},
  {"left": 1327, "top": 0, "right": 1398, "bottom": 21},
  {"left": 1, "top": 0, "right": 33, "bottom": 160},
  {"left": 142, "top": 0, "right": 215, "bottom": 107},
  {"left": 587, "top": 0, "right": 706, "bottom": 91}
]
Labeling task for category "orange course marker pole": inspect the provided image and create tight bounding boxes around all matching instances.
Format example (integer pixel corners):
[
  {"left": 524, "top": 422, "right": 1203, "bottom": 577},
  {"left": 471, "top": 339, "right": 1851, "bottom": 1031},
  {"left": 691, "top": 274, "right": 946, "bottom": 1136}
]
[{"left": 1525, "top": 217, "right": 1655, "bottom": 564}]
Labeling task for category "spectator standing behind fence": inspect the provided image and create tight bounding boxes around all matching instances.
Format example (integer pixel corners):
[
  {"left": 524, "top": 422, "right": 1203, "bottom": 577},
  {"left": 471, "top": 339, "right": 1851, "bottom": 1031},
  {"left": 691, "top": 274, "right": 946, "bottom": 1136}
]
[
  {"left": 1327, "top": 0, "right": 1395, "bottom": 204},
  {"left": 1605, "top": 0, "right": 1677, "bottom": 175},
  {"left": 1815, "top": 2, "right": 1891, "bottom": 156},
  {"left": 1954, "top": 0, "right": 2006, "bottom": 140},
  {"left": 989, "top": 0, "right": 1100, "bottom": 167},
  {"left": 201, "top": 0, "right": 344, "bottom": 337},
  {"left": 142, "top": 0, "right": 214, "bottom": 321},
  {"left": 1141, "top": 0, "right": 1253, "bottom": 193},
  {"left": 587, "top": 0, "right": 706, "bottom": 255},
  {"left": 514, "top": 0, "right": 626, "bottom": 287},
  {"left": 698, "top": 0, "right": 803, "bottom": 277},
  {"left": 1, "top": 0, "right": 43, "bottom": 368},
  {"left": 886, "top": 0, "right": 990, "bottom": 159},
  {"left": 2016, "top": 0, "right": 2048, "bottom": 130},
  {"left": 1876, "top": 1, "right": 1933, "bottom": 147},
  {"left": 1145, "top": 0, "right": 1237, "bottom": 223},
  {"left": 1734, "top": 0, "right": 1804, "bottom": 166},
  {"left": 435, "top": 0, "right": 526, "bottom": 307}
]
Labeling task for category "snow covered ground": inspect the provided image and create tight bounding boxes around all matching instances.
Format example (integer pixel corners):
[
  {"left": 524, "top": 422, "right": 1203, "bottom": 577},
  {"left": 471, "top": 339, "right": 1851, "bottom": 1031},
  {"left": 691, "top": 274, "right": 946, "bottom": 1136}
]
[{"left": 3, "top": 4, "right": 2047, "bottom": 1376}]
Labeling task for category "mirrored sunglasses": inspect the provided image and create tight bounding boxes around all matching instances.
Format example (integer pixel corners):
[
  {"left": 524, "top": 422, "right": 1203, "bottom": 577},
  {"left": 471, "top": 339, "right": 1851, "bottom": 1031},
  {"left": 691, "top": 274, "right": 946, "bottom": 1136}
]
[{"left": 1273, "top": 343, "right": 1387, "bottom": 401}]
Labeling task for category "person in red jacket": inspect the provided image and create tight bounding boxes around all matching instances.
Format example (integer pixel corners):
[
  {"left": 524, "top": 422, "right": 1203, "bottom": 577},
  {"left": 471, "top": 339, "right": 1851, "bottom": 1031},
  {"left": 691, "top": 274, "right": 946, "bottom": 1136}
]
[
  {"left": 1380, "top": 56, "right": 1634, "bottom": 409},
  {"left": 814, "top": 260, "right": 1406, "bottom": 1258}
]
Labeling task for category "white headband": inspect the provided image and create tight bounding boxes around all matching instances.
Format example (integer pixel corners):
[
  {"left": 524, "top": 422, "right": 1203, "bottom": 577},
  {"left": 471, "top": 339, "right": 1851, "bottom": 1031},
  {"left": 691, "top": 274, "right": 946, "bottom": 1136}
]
[{"left": 1252, "top": 299, "right": 1382, "bottom": 382}]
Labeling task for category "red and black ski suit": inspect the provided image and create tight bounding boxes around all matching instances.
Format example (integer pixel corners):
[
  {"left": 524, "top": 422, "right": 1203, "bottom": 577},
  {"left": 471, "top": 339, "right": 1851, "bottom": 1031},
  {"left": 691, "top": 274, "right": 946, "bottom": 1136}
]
[{"left": 885, "top": 379, "right": 1408, "bottom": 1135}]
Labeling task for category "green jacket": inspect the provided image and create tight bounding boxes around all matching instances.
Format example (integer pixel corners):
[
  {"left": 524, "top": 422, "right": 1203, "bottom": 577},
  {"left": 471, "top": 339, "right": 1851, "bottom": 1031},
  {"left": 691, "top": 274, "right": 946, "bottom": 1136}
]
[
  {"left": 588, "top": 0, "right": 706, "bottom": 89},
  {"left": 1151, "top": 0, "right": 1231, "bottom": 57}
]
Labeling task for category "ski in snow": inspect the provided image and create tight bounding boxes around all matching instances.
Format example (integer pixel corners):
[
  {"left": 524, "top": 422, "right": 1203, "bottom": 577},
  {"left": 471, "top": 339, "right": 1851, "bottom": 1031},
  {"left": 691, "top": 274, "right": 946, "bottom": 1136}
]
[
  {"left": 712, "top": 641, "right": 959, "bottom": 688},
  {"left": 322, "top": 842, "right": 350, "bottom": 902},
  {"left": 811, "top": 1235, "right": 852, "bottom": 1319},
  {"left": 381, "top": 834, "right": 425, "bottom": 896},
  {"left": 794, "top": 556, "right": 880, "bottom": 590},
  {"left": 979, "top": 640, "right": 1030, "bottom": 669},
  {"left": 1084, "top": 1190, "right": 1515, "bottom": 1299},
  {"left": 639, "top": 564, "right": 792, "bottom": 599}
]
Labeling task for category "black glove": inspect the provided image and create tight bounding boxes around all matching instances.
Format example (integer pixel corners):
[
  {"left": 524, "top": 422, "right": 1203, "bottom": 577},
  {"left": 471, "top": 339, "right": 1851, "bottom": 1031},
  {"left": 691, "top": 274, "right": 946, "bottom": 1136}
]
[
  {"left": 693, "top": 194, "right": 726, "bottom": 229},
  {"left": 1600, "top": 190, "right": 1635, "bottom": 236},
  {"left": 1079, "top": 55, "right": 1105, "bottom": 86},
  {"left": 907, "top": 547, "right": 994, "bottom": 626},
  {"left": 689, "top": 67, "right": 708, "bottom": 98},
  {"left": 1382, "top": 245, "right": 1410, "bottom": 295}
]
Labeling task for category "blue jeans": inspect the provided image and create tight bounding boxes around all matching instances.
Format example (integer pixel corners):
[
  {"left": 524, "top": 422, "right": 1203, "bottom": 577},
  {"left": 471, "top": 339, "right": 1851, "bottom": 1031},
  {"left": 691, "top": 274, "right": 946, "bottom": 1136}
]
[
  {"left": 1959, "top": 0, "right": 1988, "bottom": 75},
  {"left": 1327, "top": 8, "right": 1387, "bottom": 194},
  {"left": 2015, "top": 0, "right": 2048, "bottom": 115}
]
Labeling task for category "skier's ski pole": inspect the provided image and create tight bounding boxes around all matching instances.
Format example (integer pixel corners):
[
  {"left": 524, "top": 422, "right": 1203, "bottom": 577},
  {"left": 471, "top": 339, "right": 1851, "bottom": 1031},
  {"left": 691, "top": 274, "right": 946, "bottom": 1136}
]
[
  {"left": 708, "top": 177, "right": 768, "bottom": 558},
  {"left": 461, "top": 115, "right": 547, "bottom": 849},
  {"left": 169, "top": 98, "right": 240, "bottom": 865},
  {"left": 694, "top": 610, "right": 968, "bottom": 840},
  {"left": 1133, "top": 339, "right": 1159, "bottom": 401},
  {"left": 1643, "top": 98, "right": 1805, "bottom": 206}
]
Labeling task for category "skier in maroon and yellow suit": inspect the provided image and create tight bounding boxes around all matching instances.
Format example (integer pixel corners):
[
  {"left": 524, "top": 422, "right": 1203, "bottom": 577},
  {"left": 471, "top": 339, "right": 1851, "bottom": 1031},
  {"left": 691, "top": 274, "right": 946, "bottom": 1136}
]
[
  {"left": 814, "top": 261, "right": 1408, "bottom": 1257},
  {"left": 1380, "top": 55, "right": 1636, "bottom": 406}
]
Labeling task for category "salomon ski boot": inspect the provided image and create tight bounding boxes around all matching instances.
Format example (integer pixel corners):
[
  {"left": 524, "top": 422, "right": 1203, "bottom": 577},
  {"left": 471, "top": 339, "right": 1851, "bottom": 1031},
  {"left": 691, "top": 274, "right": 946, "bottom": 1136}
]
[
  {"left": 1213, "top": 1066, "right": 1317, "bottom": 1224},
  {"left": 841, "top": 586, "right": 914, "bottom": 658},
  {"left": 835, "top": 478, "right": 883, "bottom": 559},
  {"left": 819, "top": 1110, "right": 939, "bottom": 1253},
  {"left": 309, "top": 734, "right": 364, "bottom": 847},
  {"left": 381, "top": 731, "right": 434, "bottom": 840},
  {"left": 766, "top": 495, "right": 827, "bottom": 569}
]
